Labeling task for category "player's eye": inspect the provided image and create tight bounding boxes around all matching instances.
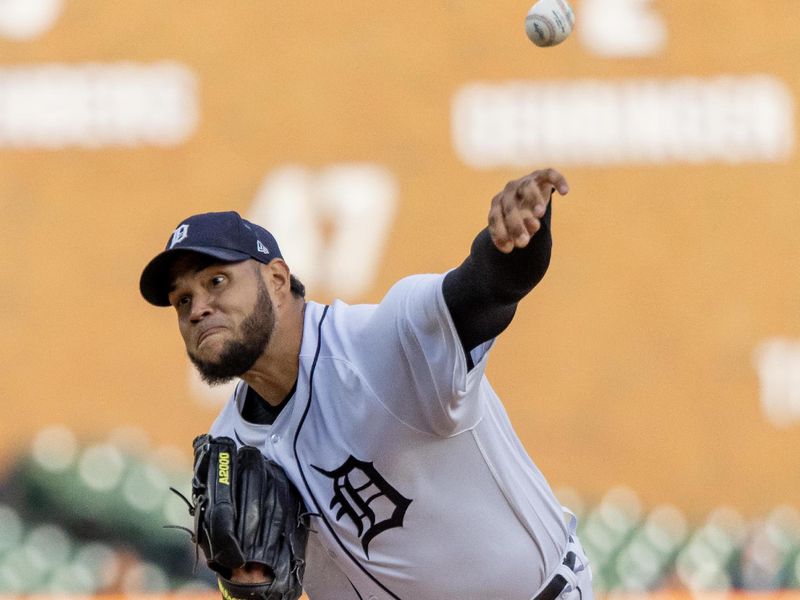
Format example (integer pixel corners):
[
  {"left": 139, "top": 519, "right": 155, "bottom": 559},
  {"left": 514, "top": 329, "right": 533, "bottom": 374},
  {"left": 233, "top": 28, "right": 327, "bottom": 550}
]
[
  {"left": 210, "top": 275, "right": 226, "bottom": 287},
  {"left": 176, "top": 295, "right": 191, "bottom": 308}
]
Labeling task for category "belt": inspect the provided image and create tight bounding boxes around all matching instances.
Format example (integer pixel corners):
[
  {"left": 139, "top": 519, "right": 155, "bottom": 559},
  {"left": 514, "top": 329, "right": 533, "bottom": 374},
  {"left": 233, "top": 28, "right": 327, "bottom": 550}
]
[{"left": 533, "top": 549, "right": 578, "bottom": 600}]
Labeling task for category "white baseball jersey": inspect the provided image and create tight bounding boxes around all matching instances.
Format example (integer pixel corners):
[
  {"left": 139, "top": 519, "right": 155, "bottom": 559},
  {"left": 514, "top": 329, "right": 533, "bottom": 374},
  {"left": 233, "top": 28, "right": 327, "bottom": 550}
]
[{"left": 210, "top": 273, "right": 578, "bottom": 600}]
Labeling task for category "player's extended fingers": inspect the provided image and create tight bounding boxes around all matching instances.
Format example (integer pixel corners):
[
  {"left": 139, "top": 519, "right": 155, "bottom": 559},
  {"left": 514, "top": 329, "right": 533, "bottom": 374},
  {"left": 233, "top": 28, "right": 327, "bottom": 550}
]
[
  {"left": 536, "top": 168, "right": 569, "bottom": 196},
  {"left": 515, "top": 177, "right": 549, "bottom": 217},
  {"left": 501, "top": 191, "right": 534, "bottom": 248},
  {"left": 515, "top": 202, "right": 542, "bottom": 237},
  {"left": 488, "top": 194, "right": 514, "bottom": 253},
  {"left": 522, "top": 213, "right": 542, "bottom": 237}
]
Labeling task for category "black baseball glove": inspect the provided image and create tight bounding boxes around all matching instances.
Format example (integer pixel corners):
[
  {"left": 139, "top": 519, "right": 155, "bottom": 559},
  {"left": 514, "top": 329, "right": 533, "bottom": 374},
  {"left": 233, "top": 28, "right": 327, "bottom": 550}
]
[{"left": 175, "top": 434, "right": 308, "bottom": 600}]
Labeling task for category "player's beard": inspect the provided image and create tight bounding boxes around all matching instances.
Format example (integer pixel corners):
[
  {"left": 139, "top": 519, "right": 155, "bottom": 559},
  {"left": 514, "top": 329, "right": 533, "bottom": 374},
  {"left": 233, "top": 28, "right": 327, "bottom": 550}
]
[{"left": 188, "top": 277, "right": 275, "bottom": 386}]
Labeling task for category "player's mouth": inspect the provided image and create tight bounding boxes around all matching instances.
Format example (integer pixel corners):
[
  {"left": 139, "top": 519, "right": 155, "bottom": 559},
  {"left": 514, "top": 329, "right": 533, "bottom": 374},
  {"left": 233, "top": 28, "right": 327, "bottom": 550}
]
[{"left": 197, "top": 326, "right": 225, "bottom": 346}]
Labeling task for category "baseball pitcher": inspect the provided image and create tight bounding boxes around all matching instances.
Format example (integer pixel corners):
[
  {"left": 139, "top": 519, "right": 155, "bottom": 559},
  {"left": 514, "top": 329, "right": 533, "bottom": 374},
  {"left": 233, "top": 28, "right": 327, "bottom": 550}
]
[{"left": 140, "top": 169, "right": 593, "bottom": 600}]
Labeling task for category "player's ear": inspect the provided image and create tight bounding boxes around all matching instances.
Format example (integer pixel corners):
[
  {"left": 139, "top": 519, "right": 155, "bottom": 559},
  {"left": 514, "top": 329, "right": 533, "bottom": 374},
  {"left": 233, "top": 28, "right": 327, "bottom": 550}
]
[{"left": 261, "top": 259, "right": 291, "bottom": 302}]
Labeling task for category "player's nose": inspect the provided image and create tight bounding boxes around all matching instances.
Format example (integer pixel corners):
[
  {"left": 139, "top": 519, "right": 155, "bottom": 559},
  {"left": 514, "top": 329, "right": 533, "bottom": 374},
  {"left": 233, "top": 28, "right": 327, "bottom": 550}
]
[{"left": 189, "top": 292, "right": 214, "bottom": 322}]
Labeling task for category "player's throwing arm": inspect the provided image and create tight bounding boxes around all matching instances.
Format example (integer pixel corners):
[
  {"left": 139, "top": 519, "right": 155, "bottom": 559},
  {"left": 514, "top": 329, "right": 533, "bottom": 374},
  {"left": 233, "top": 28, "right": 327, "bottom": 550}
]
[{"left": 488, "top": 168, "right": 569, "bottom": 253}]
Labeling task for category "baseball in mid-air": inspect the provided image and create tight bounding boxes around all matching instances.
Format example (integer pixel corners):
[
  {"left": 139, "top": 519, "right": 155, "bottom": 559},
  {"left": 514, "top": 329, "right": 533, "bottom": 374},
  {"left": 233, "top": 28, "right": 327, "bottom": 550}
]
[{"left": 525, "top": 0, "right": 575, "bottom": 47}]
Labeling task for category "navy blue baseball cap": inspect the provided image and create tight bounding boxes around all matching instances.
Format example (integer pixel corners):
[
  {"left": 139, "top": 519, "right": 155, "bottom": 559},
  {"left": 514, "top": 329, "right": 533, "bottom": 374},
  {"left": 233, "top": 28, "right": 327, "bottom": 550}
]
[{"left": 139, "top": 211, "right": 282, "bottom": 306}]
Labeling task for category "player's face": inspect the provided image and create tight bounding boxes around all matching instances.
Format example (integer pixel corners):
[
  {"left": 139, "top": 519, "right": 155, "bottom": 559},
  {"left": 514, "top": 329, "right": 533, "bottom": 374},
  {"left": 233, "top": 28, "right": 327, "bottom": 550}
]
[{"left": 168, "top": 257, "right": 275, "bottom": 385}]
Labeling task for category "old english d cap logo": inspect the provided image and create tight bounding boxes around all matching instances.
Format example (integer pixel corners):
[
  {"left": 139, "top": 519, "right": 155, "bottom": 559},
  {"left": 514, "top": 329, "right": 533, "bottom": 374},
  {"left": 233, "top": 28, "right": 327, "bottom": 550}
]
[{"left": 139, "top": 211, "right": 283, "bottom": 307}]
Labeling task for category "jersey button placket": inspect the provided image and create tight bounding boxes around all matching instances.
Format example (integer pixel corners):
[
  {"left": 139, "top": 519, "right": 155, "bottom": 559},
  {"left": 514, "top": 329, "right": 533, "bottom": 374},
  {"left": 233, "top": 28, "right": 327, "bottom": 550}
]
[{"left": 269, "top": 433, "right": 280, "bottom": 444}]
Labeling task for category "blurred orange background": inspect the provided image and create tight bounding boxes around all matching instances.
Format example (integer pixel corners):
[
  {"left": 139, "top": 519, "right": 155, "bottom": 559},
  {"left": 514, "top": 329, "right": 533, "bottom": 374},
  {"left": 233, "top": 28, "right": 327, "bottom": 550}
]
[{"left": 1, "top": 0, "right": 798, "bottom": 522}]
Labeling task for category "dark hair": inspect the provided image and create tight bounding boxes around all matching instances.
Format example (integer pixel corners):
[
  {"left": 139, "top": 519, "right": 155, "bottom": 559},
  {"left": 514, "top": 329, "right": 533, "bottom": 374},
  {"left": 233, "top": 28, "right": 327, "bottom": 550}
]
[{"left": 289, "top": 274, "right": 306, "bottom": 299}]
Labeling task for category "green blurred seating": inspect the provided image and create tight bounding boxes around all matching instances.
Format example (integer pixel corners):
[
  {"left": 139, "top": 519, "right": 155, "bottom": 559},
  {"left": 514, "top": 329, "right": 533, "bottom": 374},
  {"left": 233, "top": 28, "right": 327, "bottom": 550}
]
[
  {"left": 613, "top": 504, "right": 688, "bottom": 591},
  {"left": 0, "top": 504, "right": 24, "bottom": 560},
  {"left": 9, "top": 426, "right": 196, "bottom": 575}
]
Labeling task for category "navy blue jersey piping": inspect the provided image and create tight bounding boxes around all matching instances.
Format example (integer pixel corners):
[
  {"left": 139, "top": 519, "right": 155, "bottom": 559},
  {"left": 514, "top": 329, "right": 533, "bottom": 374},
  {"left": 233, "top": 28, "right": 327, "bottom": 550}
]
[
  {"left": 348, "top": 578, "right": 365, "bottom": 599},
  {"left": 293, "top": 305, "right": 402, "bottom": 600}
]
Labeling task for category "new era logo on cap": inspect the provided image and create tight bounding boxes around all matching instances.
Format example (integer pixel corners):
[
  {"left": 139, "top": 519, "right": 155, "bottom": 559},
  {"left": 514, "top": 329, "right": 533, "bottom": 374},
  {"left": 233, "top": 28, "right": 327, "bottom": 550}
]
[{"left": 257, "top": 240, "right": 270, "bottom": 255}]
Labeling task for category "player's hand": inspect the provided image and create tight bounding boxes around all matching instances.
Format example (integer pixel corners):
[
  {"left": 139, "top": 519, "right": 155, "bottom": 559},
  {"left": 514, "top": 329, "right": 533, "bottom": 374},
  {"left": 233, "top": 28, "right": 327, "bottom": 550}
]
[
  {"left": 231, "top": 563, "right": 272, "bottom": 584},
  {"left": 488, "top": 168, "right": 569, "bottom": 254}
]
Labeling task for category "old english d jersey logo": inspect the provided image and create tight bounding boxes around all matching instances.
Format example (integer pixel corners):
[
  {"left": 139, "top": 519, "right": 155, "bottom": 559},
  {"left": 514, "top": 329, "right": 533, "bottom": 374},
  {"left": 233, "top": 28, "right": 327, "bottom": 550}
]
[{"left": 311, "top": 455, "right": 412, "bottom": 558}]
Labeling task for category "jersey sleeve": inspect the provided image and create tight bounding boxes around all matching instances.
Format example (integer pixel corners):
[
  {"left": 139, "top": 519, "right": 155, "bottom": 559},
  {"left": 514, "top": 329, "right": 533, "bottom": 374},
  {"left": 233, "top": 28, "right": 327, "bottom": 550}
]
[{"left": 347, "top": 273, "right": 493, "bottom": 436}]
